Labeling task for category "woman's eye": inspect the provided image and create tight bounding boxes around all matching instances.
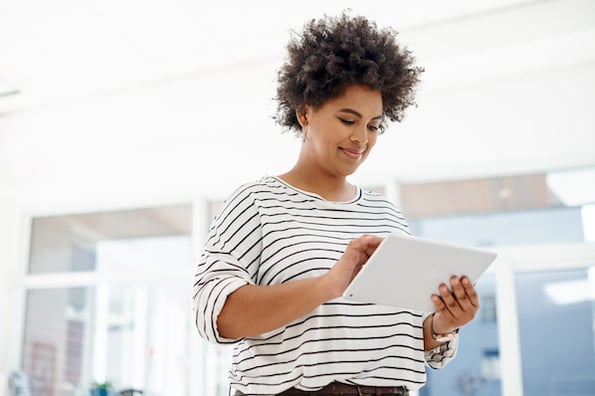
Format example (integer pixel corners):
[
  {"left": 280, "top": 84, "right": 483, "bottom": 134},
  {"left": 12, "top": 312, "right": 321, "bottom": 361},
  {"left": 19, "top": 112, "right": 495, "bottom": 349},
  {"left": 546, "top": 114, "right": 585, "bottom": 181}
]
[
  {"left": 368, "top": 125, "right": 379, "bottom": 132},
  {"left": 339, "top": 118, "right": 355, "bottom": 125}
]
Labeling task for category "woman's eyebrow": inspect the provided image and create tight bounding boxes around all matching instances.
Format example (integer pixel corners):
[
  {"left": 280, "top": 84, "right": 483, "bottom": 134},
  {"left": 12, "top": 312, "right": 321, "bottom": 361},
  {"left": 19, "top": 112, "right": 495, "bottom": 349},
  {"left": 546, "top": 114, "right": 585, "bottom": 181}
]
[{"left": 338, "top": 108, "right": 383, "bottom": 120}]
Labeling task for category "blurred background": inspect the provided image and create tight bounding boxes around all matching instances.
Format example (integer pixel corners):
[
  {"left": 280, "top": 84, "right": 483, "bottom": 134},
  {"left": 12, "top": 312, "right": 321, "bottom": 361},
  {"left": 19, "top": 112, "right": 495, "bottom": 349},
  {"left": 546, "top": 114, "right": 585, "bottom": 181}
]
[{"left": 0, "top": 0, "right": 594, "bottom": 395}]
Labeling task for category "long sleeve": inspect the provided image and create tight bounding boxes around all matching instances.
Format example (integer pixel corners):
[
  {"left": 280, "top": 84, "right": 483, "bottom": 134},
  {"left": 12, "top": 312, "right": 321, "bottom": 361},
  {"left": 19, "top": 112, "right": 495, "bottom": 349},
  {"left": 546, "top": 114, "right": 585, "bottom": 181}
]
[
  {"left": 192, "top": 183, "right": 263, "bottom": 344},
  {"left": 423, "top": 312, "right": 459, "bottom": 368}
]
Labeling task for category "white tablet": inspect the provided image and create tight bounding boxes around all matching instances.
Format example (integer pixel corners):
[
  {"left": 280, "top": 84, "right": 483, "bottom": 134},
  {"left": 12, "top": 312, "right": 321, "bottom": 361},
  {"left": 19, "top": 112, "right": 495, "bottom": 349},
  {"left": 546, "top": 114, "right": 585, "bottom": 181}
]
[{"left": 342, "top": 234, "right": 497, "bottom": 311}]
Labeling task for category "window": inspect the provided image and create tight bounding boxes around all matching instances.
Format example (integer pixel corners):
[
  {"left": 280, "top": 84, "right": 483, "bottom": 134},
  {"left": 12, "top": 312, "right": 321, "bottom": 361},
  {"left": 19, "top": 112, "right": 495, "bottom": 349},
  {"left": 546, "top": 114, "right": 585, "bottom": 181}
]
[
  {"left": 21, "top": 205, "right": 196, "bottom": 396},
  {"left": 22, "top": 280, "right": 191, "bottom": 396},
  {"left": 408, "top": 166, "right": 595, "bottom": 396},
  {"left": 516, "top": 267, "right": 595, "bottom": 396}
]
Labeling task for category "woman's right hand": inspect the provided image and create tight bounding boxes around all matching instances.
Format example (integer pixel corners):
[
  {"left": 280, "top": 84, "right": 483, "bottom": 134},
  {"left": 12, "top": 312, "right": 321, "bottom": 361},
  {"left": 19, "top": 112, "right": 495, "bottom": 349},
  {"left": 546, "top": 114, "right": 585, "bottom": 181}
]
[{"left": 323, "top": 234, "right": 384, "bottom": 299}]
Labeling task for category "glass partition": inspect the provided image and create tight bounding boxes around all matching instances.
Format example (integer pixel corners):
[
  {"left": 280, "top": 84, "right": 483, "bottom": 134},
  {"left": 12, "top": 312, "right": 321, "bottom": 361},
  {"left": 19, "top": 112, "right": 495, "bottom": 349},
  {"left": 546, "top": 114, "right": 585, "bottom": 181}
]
[
  {"left": 21, "top": 205, "right": 195, "bottom": 396},
  {"left": 406, "top": 166, "right": 595, "bottom": 395},
  {"left": 516, "top": 266, "right": 595, "bottom": 396},
  {"left": 22, "top": 278, "right": 192, "bottom": 396},
  {"left": 27, "top": 205, "right": 190, "bottom": 274}
]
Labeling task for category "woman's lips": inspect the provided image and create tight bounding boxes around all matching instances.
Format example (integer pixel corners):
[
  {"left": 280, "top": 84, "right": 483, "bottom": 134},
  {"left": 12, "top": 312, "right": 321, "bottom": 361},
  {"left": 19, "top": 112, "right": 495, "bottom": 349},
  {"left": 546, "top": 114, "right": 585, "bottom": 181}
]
[{"left": 340, "top": 147, "right": 365, "bottom": 159}]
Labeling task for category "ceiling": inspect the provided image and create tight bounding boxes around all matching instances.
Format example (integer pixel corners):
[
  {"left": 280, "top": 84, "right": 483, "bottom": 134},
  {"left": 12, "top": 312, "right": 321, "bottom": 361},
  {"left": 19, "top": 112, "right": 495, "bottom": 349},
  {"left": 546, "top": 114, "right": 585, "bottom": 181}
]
[
  {"left": 0, "top": 0, "right": 594, "bottom": 199},
  {"left": 1, "top": 0, "right": 590, "bottom": 113}
]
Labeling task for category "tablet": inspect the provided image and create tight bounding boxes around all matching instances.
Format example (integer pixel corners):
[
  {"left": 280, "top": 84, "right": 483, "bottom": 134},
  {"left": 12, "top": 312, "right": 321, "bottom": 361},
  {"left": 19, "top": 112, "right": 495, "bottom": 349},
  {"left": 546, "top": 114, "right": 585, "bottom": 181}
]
[{"left": 342, "top": 234, "right": 497, "bottom": 311}]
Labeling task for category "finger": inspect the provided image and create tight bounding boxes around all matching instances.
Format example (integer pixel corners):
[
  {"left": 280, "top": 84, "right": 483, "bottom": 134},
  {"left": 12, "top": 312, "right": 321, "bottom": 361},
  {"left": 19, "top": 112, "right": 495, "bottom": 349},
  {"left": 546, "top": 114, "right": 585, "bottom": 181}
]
[
  {"left": 354, "top": 235, "right": 384, "bottom": 258},
  {"left": 432, "top": 295, "right": 458, "bottom": 332},
  {"left": 431, "top": 294, "right": 446, "bottom": 312},
  {"left": 343, "top": 236, "right": 383, "bottom": 268},
  {"left": 450, "top": 276, "right": 467, "bottom": 302},
  {"left": 450, "top": 276, "right": 475, "bottom": 312},
  {"left": 461, "top": 276, "right": 480, "bottom": 307},
  {"left": 438, "top": 283, "right": 460, "bottom": 317},
  {"left": 361, "top": 234, "right": 384, "bottom": 250}
]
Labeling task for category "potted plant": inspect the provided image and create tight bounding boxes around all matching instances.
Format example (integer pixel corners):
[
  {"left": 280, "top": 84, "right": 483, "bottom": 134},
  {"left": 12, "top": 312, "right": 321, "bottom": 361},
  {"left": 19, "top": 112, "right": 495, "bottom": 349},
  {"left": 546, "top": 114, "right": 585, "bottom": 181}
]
[{"left": 89, "top": 380, "right": 113, "bottom": 396}]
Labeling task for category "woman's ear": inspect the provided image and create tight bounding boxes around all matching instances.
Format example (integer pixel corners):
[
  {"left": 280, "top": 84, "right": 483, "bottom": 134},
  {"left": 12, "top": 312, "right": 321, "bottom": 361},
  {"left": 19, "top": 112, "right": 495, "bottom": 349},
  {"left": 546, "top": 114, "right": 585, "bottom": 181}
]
[{"left": 296, "top": 106, "right": 310, "bottom": 127}]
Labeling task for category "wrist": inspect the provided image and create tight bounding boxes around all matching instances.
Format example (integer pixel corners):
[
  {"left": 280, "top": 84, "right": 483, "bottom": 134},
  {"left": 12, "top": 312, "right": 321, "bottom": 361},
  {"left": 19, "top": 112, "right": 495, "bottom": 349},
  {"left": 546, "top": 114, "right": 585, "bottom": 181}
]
[
  {"left": 430, "top": 312, "right": 459, "bottom": 342},
  {"left": 318, "top": 272, "right": 342, "bottom": 301}
]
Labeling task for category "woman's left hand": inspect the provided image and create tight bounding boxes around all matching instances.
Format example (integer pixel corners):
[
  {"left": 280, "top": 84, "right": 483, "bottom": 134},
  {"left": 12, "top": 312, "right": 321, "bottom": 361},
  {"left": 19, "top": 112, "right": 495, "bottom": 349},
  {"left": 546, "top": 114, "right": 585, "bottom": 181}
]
[{"left": 431, "top": 275, "right": 480, "bottom": 334}]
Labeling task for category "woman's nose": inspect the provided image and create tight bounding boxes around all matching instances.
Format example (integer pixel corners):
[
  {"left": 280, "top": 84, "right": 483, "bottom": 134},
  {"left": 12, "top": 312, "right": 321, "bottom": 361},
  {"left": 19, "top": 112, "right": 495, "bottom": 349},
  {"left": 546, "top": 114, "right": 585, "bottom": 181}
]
[{"left": 350, "top": 129, "right": 368, "bottom": 145}]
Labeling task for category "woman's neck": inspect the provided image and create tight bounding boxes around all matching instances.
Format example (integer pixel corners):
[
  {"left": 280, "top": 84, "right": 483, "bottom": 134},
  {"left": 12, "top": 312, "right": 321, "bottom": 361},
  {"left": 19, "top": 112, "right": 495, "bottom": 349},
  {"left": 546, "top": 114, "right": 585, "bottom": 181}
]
[{"left": 277, "top": 168, "right": 356, "bottom": 202}]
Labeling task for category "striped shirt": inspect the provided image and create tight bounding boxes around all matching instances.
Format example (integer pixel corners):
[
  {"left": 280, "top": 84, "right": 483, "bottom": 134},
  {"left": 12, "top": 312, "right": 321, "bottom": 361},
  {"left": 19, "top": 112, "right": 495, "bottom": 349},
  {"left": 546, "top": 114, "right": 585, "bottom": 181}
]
[{"left": 193, "top": 176, "right": 457, "bottom": 395}]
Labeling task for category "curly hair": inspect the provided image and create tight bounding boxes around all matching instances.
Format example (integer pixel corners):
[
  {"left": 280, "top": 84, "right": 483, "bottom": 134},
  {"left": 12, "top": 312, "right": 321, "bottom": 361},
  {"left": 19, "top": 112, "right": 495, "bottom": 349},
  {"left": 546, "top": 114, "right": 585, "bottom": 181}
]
[{"left": 275, "top": 12, "right": 424, "bottom": 135}]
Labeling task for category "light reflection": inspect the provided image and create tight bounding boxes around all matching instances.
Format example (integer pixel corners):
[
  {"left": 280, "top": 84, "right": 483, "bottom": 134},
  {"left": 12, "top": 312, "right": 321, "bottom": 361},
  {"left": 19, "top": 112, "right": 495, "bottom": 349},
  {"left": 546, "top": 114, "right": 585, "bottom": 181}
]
[{"left": 544, "top": 266, "right": 595, "bottom": 305}]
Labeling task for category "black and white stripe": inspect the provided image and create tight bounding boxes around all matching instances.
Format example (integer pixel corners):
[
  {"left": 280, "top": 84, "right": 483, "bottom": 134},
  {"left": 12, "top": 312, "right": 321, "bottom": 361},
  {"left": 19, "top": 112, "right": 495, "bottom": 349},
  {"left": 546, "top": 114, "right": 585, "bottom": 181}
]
[{"left": 193, "top": 176, "right": 457, "bottom": 394}]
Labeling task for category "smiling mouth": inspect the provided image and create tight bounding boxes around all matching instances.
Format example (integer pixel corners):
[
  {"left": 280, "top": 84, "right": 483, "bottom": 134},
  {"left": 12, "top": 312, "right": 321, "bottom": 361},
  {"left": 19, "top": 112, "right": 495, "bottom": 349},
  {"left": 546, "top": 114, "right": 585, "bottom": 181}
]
[{"left": 340, "top": 147, "right": 365, "bottom": 159}]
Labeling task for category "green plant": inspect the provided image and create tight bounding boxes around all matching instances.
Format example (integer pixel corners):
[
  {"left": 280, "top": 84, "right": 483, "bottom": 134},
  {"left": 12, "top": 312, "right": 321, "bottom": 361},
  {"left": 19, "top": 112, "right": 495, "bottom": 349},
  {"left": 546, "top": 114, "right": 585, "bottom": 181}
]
[{"left": 90, "top": 381, "right": 112, "bottom": 390}]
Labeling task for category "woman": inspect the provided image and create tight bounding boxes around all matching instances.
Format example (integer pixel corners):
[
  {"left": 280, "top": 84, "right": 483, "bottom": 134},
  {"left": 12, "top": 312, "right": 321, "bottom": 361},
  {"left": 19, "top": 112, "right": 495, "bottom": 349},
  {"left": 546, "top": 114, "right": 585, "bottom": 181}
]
[{"left": 193, "top": 12, "right": 479, "bottom": 396}]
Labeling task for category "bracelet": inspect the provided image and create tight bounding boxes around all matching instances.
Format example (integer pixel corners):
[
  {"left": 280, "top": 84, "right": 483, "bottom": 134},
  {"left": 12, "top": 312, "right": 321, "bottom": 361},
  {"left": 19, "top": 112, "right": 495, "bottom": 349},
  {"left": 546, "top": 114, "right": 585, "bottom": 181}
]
[{"left": 429, "top": 312, "right": 459, "bottom": 342}]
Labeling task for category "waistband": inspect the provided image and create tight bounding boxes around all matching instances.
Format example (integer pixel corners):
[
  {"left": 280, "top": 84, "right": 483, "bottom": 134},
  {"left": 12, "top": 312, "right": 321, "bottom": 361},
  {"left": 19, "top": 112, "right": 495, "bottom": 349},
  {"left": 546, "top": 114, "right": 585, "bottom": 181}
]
[{"left": 279, "top": 382, "right": 409, "bottom": 395}]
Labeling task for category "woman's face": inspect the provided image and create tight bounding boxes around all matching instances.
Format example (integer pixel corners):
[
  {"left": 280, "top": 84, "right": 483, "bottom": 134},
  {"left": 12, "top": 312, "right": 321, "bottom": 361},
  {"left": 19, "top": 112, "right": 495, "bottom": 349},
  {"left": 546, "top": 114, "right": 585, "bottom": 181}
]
[{"left": 298, "top": 84, "right": 383, "bottom": 178}]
